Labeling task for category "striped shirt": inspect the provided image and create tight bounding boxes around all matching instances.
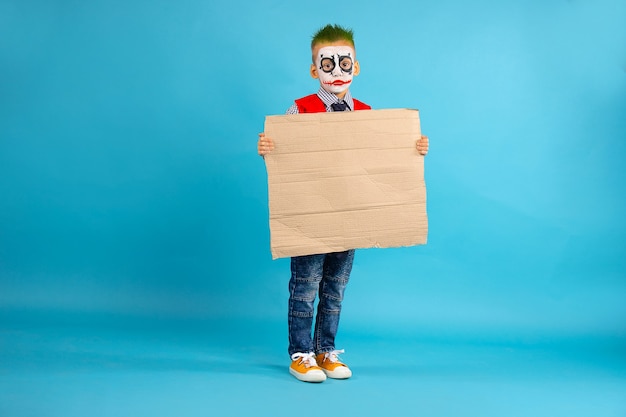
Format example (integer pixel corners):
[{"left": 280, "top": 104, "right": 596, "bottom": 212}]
[{"left": 286, "top": 87, "right": 356, "bottom": 114}]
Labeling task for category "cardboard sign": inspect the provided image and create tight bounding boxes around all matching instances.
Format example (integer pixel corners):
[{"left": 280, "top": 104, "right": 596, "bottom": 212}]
[{"left": 263, "top": 109, "right": 427, "bottom": 259}]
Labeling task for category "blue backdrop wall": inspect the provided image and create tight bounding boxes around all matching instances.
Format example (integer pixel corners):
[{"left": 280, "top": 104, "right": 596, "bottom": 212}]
[{"left": 1, "top": 0, "right": 625, "bottom": 338}]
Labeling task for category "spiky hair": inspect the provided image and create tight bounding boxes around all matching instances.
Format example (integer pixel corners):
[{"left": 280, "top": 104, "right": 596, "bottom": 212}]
[{"left": 311, "top": 24, "right": 355, "bottom": 50}]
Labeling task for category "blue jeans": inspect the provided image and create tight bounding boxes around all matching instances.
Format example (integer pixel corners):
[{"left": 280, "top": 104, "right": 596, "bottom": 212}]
[{"left": 288, "top": 250, "right": 355, "bottom": 356}]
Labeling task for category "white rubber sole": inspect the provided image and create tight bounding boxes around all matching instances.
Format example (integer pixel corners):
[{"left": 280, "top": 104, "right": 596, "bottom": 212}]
[
  {"left": 322, "top": 366, "right": 352, "bottom": 379},
  {"left": 289, "top": 367, "right": 327, "bottom": 383}
]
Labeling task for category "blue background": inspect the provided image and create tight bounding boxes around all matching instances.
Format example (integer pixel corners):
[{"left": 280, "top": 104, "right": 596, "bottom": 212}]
[{"left": 1, "top": 1, "right": 625, "bottom": 416}]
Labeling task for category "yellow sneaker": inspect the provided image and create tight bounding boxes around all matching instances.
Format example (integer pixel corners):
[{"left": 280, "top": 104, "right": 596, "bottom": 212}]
[
  {"left": 290, "top": 352, "right": 327, "bottom": 383},
  {"left": 316, "top": 349, "right": 352, "bottom": 379}
]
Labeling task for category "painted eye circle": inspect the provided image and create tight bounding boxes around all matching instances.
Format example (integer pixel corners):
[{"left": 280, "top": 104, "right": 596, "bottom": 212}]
[
  {"left": 320, "top": 57, "right": 335, "bottom": 73},
  {"left": 339, "top": 56, "right": 353, "bottom": 71}
]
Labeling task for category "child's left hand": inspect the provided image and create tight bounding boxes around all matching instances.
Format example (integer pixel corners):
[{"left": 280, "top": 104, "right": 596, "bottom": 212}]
[{"left": 416, "top": 135, "right": 429, "bottom": 155}]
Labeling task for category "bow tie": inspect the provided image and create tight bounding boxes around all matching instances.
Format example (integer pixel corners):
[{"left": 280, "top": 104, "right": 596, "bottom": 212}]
[{"left": 331, "top": 101, "right": 348, "bottom": 111}]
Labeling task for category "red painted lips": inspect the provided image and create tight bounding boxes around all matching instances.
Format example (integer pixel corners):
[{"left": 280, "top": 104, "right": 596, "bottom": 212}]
[{"left": 324, "top": 80, "right": 351, "bottom": 86}]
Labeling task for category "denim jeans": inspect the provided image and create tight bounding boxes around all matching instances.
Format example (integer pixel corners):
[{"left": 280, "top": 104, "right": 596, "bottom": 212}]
[{"left": 288, "top": 250, "right": 355, "bottom": 356}]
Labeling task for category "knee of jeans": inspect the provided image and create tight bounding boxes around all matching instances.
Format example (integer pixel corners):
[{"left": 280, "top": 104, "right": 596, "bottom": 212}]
[
  {"left": 291, "top": 277, "right": 320, "bottom": 302},
  {"left": 320, "top": 291, "right": 344, "bottom": 308},
  {"left": 323, "top": 277, "right": 348, "bottom": 298}
]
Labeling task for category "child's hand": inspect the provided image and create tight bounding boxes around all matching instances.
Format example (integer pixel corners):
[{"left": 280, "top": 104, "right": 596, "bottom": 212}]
[
  {"left": 416, "top": 135, "right": 429, "bottom": 155},
  {"left": 258, "top": 133, "right": 275, "bottom": 156}
]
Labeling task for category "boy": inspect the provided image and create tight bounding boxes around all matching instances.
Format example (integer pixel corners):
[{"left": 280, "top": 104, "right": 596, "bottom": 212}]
[{"left": 258, "top": 24, "right": 429, "bottom": 383}]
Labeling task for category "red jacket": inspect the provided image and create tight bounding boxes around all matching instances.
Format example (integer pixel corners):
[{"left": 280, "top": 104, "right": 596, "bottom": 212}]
[{"left": 294, "top": 94, "right": 371, "bottom": 113}]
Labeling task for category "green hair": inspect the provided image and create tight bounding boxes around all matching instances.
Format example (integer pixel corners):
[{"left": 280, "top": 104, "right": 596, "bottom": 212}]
[{"left": 311, "top": 24, "right": 355, "bottom": 49}]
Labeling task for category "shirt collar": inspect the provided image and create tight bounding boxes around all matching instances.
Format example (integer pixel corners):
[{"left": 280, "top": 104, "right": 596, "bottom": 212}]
[{"left": 316, "top": 87, "right": 354, "bottom": 111}]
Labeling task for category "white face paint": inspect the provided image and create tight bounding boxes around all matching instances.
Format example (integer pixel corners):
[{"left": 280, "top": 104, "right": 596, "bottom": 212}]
[{"left": 315, "top": 45, "right": 355, "bottom": 94}]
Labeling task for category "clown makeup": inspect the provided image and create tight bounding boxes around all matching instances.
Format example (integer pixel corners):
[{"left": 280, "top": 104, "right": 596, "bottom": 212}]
[{"left": 315, "top": 45, "right": 356, "bottom": 95}]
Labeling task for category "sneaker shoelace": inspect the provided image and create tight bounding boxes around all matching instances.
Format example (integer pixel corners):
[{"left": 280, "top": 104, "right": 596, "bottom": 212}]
[
  {"left": 291, "top": 352, "right": 318, "bottom": 368},
  {"left": 323, "top": 349, "right": 345, "bottom": 363}
]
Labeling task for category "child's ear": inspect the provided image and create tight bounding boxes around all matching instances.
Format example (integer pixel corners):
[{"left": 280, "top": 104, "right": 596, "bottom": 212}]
[
  {"left": 353, "top": 60, "right": 360, "bottom": 76},
  {"left": 310, "top": 63, "right": 319, "bottom": 79}
]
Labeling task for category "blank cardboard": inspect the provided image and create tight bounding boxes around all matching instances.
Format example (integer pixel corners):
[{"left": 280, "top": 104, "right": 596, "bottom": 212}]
[{"left": 263, "top": 108, "right": 427, "bottom": 259}]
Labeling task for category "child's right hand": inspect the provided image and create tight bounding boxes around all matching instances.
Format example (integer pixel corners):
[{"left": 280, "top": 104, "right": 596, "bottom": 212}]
[{"left": 258, "top": 133, "right": 275, "bottom": 156}]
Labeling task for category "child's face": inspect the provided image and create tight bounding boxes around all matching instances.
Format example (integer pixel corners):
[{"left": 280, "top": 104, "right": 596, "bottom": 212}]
[{"left": 310, "top": 41, "right": 360, "bottom": 96}]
